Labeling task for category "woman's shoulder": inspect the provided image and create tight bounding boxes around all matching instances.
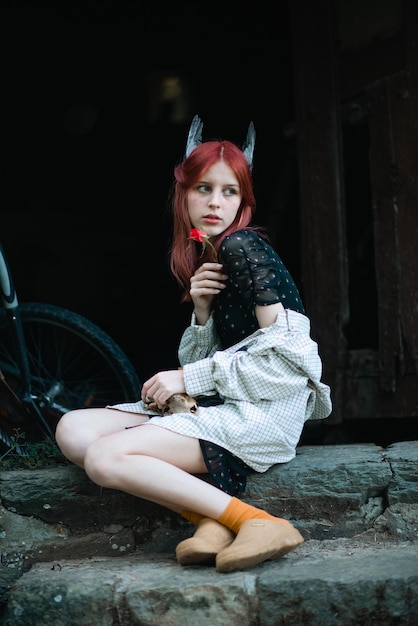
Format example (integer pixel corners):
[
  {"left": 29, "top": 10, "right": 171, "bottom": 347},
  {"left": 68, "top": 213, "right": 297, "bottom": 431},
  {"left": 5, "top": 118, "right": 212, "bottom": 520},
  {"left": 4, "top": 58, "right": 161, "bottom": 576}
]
[{"left": 220, "top": 228, "right": 270, "bottom": 254}]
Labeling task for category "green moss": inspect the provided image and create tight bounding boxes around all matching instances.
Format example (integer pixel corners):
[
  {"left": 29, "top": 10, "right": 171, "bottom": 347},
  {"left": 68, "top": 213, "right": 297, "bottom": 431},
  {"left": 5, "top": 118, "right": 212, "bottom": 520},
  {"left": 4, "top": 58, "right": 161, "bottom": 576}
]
[{"left": 0, "top": 428, "right": 67, "bottom": 470}]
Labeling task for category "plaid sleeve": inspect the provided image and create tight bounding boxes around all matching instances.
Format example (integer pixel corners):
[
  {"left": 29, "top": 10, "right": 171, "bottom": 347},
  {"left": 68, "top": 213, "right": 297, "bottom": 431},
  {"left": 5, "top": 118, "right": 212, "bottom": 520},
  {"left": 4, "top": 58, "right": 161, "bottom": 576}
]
[
  {"left": 182, "top": 313, "right": 331, "bottom": 419},
  {"left": 182, "top": 358, "right": 215, "bottom": 396},
  {"left": 178, "top": 312, "right": 222, "bottom": 365}
]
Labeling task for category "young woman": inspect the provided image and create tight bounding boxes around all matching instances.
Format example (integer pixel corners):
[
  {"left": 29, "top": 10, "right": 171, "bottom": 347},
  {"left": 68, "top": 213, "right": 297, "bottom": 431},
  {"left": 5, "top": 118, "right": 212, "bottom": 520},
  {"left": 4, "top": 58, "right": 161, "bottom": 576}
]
[{"left": 55, "top": 116, "right": 332, "bottom": 573}]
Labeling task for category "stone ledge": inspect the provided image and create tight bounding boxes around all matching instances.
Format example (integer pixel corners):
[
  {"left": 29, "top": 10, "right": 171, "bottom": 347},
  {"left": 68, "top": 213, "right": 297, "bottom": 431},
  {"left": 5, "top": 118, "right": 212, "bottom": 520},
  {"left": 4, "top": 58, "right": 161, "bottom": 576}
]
[
  {"left": 1, "top": 441, "right": 417, "bottom": 617},
  {"left": 1, "top": 442, "right": 417, "bottom": 549},
  {"left": 2, "top": 540, "right": 418, "bottom": 625}
]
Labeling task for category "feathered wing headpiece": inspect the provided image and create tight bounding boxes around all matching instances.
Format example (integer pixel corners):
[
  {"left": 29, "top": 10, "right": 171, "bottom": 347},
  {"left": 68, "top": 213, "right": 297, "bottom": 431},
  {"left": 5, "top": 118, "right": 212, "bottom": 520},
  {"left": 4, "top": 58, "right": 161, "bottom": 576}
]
[
  {"left": 185, "top": 114, "right": 203, "bottom": 159},
  {"left": 184, "top": 115, "right": 256, "bottom": 170},
  {"left": 241, "top": 121, "right": 256, "bottom": 171}
]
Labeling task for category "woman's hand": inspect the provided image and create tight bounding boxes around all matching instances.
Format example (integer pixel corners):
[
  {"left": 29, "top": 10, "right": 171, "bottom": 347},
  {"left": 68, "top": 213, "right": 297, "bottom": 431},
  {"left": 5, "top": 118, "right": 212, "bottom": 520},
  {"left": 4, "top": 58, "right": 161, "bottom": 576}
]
[
  {"left": 190, "top": 262, "right": 228, "bottom": 324},
  {"left": 141, "top": 369, "right": 185, "bottom": 408}
]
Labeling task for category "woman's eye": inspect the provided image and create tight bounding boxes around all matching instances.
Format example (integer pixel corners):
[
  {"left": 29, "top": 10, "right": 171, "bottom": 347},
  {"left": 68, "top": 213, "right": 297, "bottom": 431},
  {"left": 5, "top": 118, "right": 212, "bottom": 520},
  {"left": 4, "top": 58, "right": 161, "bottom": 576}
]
[{"left": 224, "top": 187, "right": 238, "bottom": 196}]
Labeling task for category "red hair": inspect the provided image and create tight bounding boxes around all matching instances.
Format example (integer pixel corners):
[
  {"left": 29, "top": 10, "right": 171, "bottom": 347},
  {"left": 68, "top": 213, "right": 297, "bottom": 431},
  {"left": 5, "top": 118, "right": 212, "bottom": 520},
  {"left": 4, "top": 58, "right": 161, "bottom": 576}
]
[{"left": 169, "top": 140, "right": 257, "bottom": 302}]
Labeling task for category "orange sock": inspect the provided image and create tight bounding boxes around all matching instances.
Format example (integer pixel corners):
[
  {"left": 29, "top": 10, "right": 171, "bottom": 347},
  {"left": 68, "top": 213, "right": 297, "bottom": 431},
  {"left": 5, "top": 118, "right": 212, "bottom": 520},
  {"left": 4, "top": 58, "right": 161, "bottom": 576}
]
[
  {"left": 217, "top": 497, "right": 287, "bottom": 534},
  {"left": 180, "top": 510, "right": 205, "bottom": 527}
]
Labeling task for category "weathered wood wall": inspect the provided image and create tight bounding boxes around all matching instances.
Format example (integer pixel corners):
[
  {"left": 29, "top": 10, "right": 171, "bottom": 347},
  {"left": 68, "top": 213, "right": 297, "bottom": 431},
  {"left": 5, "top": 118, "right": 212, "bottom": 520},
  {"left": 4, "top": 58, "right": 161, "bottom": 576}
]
[{"left": 289, "top": 0, "right": 418, "bottom": 424}]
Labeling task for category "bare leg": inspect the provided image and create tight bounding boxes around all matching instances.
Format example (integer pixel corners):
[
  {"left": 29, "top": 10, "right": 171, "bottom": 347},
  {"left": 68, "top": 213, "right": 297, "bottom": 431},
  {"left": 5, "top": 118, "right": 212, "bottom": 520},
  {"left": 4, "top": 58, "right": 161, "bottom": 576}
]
[
  {"left": 56, "top": 407, "right": 304, "bottom": 572},
  {"left": 83, "top": 421, "right": 232, "bottom": 517},
  {"left": 56, "top": 407, "right": 232, "bottom": 517},
  {"left": 55, "top": 407, "right": 150, "bottom": 468}
]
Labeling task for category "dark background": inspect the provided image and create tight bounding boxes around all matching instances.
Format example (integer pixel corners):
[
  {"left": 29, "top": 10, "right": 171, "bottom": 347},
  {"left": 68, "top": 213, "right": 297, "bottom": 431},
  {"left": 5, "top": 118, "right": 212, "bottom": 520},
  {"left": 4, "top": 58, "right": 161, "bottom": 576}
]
[
  {"left": 2, "top": 0, "right": 416, "bottom": 447},
  {"left": 2, "top": 0, "right": 299, "bottom": 384}
]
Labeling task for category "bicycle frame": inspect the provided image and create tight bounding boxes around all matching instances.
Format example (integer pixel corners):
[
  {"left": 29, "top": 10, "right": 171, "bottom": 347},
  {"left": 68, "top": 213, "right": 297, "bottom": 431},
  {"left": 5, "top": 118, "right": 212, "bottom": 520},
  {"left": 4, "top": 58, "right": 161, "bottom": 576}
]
[{"left": 0, "top": 242, "right": 55, "bottom": 438}]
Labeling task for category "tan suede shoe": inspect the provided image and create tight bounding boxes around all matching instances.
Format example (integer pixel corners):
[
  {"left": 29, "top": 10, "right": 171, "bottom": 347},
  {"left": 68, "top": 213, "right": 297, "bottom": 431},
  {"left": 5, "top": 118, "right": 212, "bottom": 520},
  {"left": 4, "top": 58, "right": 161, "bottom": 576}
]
[
  {"left": 176, "top": 518, "right": 236, "bottom": 565},
  {"left": 216, "top": 519, "right": 304, "bottom": 573}
]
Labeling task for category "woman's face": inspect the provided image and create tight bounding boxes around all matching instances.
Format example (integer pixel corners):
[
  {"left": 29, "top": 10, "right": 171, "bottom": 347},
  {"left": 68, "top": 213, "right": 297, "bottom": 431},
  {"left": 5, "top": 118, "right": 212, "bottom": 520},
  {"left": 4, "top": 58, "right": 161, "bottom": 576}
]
[{"left": 187, "top": 160, "right": 242, "bottom": 238}]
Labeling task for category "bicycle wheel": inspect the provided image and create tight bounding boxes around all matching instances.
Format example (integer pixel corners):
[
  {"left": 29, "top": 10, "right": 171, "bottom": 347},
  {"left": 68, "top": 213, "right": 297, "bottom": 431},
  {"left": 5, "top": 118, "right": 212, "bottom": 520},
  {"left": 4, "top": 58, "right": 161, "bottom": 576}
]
[{"left": 0, "top": 302, "right": 141, "bottom": 440}]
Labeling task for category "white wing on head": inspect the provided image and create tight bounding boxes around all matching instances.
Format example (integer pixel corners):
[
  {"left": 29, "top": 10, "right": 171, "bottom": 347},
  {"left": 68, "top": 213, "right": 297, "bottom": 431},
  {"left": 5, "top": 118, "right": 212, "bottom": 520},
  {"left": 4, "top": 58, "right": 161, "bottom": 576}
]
[
  {"left": 242, "top": 121, "right": 256, "bottom": 170},
  {"left": 185, "top": 114, "right": 203, "bottom": 159}
]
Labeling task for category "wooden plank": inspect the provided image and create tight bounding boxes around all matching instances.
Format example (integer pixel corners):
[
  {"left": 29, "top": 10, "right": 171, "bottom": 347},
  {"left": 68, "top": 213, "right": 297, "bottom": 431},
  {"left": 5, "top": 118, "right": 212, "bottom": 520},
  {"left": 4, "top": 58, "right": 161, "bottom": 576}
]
[
  {"left": 368, "top": 79, "right": 403, "bottom": 392},
  {"left": 344, "top": 350, "right": 418, "bottom": 419},
  {"left": 391, "top": 70, "right": 418, "bottom": 374},
  {"left": 368, "top": 68, "right": 418, "bottom": 391},
  {"left": 344, "top": 375, "right": 418, "bottom": 419},
  {"left": 289, "top": 0, "right": 349, "bottom": 423},
  {"left": 339, "top": 31, "right": 403, "bottom": 101}
]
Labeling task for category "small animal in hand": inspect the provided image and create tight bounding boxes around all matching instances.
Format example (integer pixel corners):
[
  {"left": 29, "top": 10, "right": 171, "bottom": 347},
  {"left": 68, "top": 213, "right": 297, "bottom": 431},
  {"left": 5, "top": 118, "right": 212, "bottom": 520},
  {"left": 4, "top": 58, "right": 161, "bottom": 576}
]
[{"left": 145, "top": 393, "right": 198, "bottom": 416}]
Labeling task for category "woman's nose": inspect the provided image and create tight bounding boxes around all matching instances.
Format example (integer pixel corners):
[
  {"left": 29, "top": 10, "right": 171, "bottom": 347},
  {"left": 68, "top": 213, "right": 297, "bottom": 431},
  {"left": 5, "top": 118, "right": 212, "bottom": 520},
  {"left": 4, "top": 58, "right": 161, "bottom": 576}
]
[{"left": 208, "top": 189, "right": 222, "bottom": 207}]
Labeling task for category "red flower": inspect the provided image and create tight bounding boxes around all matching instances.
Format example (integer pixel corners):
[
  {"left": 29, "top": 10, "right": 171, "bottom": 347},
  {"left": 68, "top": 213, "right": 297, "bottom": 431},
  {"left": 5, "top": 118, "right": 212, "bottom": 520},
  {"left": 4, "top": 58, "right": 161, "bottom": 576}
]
[{"left": 189, "top": 228, "right": 218, "bottom": 262}]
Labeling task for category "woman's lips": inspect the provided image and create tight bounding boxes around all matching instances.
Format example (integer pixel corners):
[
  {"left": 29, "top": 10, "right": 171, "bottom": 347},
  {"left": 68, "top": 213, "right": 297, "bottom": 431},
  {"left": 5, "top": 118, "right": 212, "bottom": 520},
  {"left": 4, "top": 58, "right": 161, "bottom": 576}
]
[{"left": 203, "top": 217, "right": 221, "bottom": 225}]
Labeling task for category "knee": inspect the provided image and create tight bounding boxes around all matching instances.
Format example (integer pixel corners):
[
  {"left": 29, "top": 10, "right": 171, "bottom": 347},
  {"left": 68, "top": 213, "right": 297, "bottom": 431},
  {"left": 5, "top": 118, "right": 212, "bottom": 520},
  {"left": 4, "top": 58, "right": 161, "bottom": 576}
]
[
  {"left": 55, "top": 410, "right": 78, "bottom": 449},
  {"left": 55, "top": 409, "right": 91, "bottom": 465},
  {"left": 55, "top": 409, "right": 76, "bottom": 443},
  {"left": 83, "top": 441, "right": 117, "bottom": 488}
]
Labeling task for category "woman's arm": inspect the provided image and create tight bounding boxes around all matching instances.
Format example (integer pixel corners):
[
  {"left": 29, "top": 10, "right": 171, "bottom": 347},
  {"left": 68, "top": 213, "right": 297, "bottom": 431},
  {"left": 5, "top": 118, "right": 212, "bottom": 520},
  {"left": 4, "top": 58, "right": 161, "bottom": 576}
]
[
  {"left": 255, "top": 302, "right": 284, "bottom": 328},
  {"left": 178, "top": 312, "right": 222, "bottom": 365}
]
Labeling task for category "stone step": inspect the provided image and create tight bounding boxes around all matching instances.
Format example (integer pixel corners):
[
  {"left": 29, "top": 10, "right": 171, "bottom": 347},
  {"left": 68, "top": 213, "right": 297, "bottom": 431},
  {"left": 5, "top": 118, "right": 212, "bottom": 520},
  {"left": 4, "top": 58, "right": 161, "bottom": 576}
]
[
  {"left": 1, "top": 441, "right": 417, "bottom": 623},
  {"left": 2, "top": 540, "right": 418, "bottom": 625}
]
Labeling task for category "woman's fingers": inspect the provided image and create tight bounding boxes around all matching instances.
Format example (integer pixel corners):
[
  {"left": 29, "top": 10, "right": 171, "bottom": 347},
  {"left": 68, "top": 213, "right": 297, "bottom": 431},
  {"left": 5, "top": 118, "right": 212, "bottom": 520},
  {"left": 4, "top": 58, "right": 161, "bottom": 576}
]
[
  {"left": 190, "top": 266, "right": 227, "bottom": 290},
  {"left": 141, "top": 371, "right": 185, "bottom": 407}
]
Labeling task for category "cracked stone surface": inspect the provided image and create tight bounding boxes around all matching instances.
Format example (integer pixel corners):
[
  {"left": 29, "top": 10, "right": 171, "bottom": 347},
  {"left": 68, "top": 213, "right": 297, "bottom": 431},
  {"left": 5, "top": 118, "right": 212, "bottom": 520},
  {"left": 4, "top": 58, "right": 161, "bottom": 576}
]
[{"left": 1, "top": 441, "right": 417, "bottom": 624}]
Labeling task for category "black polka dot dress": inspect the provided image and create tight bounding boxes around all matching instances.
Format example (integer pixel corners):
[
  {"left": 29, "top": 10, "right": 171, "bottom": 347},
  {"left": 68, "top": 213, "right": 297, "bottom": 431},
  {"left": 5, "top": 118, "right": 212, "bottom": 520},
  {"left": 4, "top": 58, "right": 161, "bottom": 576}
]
[
  {"left": 111, "top": 230, "right": 332, "bottom": 496},
  {"left": 214, "top": 229, "right": 305, "bottom": 348}
]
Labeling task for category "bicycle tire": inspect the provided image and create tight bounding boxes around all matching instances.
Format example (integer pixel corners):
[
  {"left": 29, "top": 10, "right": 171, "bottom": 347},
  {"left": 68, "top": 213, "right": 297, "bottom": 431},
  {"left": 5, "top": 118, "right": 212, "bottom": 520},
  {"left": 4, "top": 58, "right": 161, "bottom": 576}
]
[{"left": 0, "top": 302, "right": 141, "bottom": 441}]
